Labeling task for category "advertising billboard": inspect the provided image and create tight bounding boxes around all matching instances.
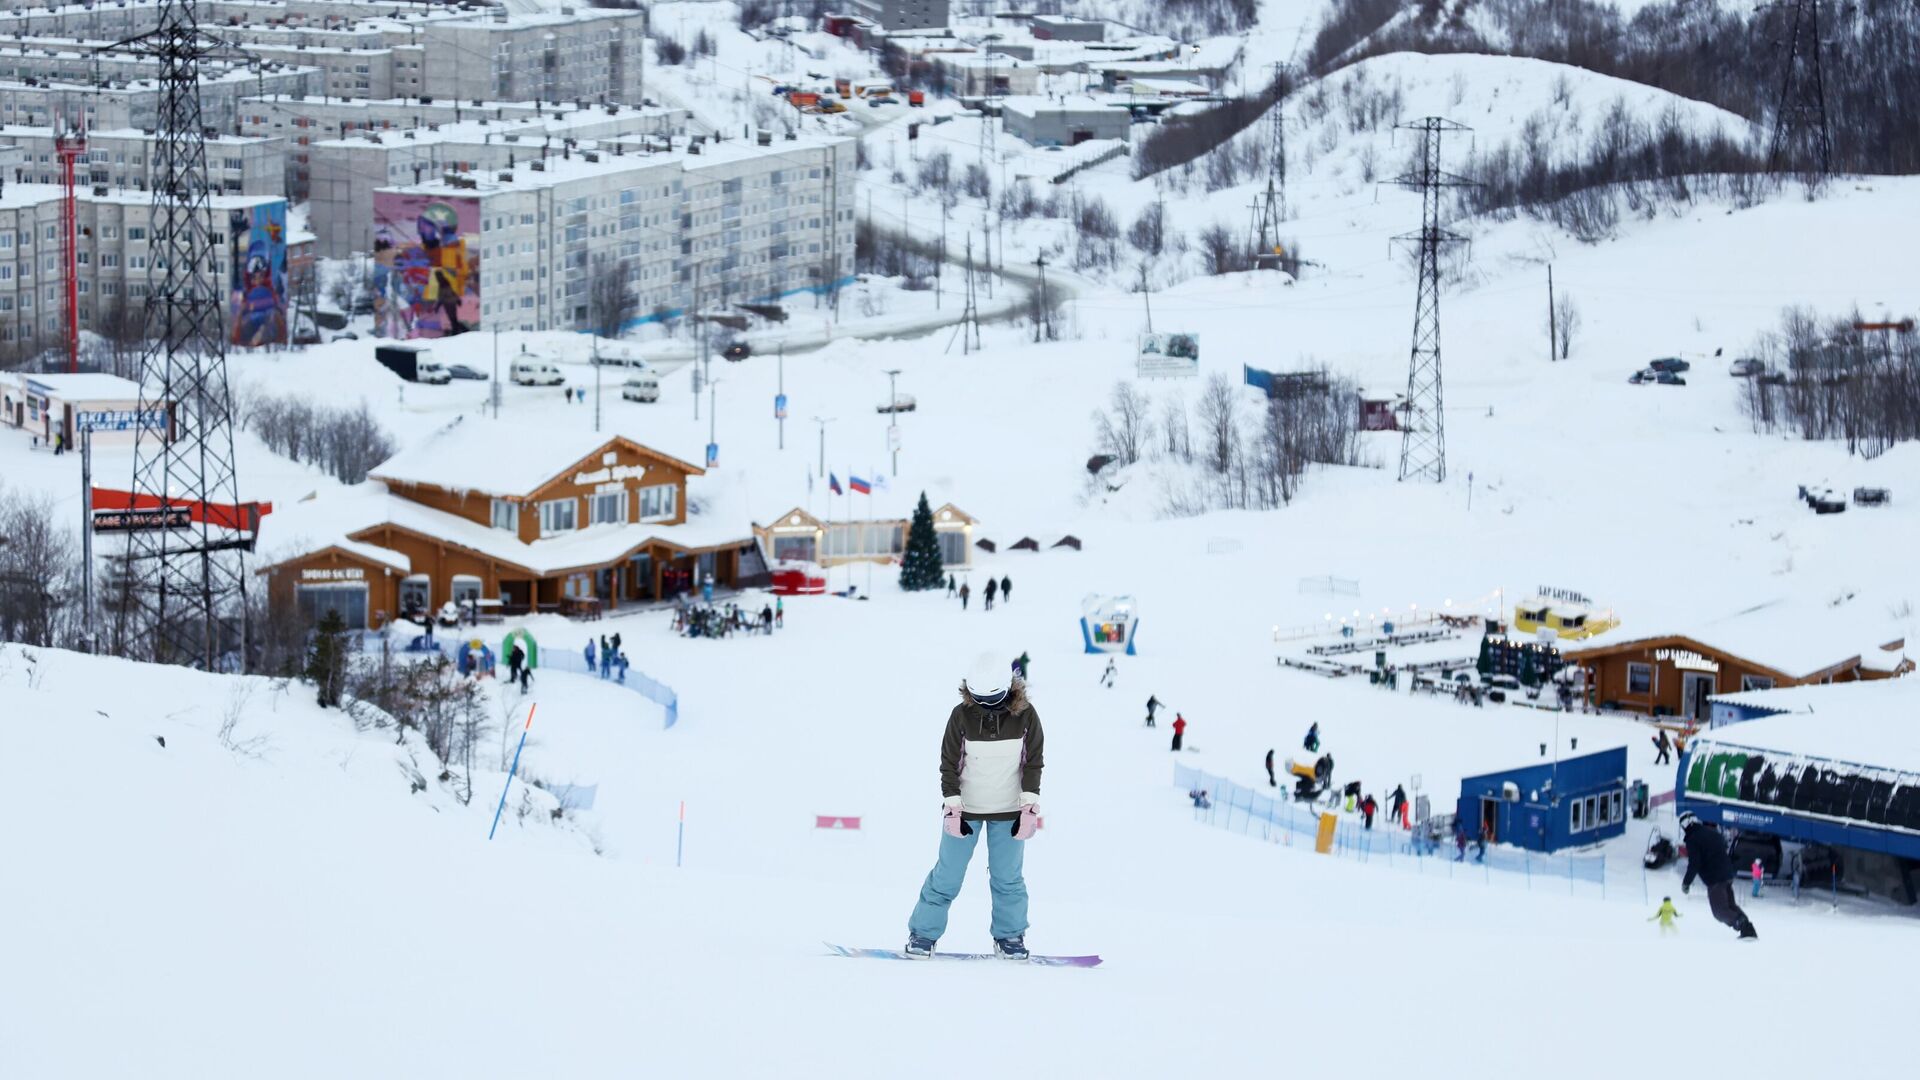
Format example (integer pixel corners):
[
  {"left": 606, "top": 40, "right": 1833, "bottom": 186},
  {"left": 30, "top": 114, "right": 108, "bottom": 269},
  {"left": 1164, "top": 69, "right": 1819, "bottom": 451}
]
[
  {"left": 228, "top": 201, "right": 289, "bottom": 347},
  {"left": 372, "top": 192, "right": 480, "bottom": 339},
  {"left": 1136, "top": 332, "right": 1199, "bottom": 377}
]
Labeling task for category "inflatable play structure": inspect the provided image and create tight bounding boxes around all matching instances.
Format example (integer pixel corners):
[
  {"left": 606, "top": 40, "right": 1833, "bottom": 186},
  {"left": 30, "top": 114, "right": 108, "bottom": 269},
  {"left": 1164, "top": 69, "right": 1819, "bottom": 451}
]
[
  {"left": 502, "top": 627, "right": 539, "bottom": 667},
  {"left": 1080, "top": 594, "right": 1140, "bottom": 654}
]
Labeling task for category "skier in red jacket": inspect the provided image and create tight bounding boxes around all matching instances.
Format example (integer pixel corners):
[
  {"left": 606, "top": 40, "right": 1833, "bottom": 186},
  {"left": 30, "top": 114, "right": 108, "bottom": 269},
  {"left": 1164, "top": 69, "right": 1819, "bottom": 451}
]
[{"left": 1170, "top": 714, "right": 1188, "bottom": 752}]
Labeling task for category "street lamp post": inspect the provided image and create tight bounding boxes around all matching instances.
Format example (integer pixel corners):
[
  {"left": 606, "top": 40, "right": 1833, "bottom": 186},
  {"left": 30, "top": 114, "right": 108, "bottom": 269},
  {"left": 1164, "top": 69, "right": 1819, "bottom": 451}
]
[
  {"left": 812, "top": 415, "right": 835, "bottom": 478},
  {"left": 884, "top": 368, "right": 901, "bottom": 475}
]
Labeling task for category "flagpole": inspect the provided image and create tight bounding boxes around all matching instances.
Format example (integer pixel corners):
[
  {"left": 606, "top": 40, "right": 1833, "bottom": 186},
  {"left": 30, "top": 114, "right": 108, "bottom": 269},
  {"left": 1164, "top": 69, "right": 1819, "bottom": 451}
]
[{"left": 866, "top": 474, "right": 873, "bottom": 598}]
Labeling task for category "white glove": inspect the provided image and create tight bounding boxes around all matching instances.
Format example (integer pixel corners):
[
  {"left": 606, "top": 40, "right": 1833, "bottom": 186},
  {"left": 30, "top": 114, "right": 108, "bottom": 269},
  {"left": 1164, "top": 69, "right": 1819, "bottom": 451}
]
[
  {"left": 944, "top": 795, "right": 964, "bottom": 809},
  {"left": 1019, "top": 792, "right": 1039, "bottom": 806}
]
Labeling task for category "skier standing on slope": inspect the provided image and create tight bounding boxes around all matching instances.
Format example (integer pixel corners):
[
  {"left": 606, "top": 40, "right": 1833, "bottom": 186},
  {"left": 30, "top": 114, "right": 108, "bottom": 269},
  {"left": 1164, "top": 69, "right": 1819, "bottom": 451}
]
[
  {"left": 1679, "top": 811, "right": 1757, "bottom": 940},
  {"left": 906, "top": 655, "right": 1045, "bottom": 961},
  {"left": 1650, "top": 897, "right": 1682, "bottom": 934},
  {"left": 1388, "top": 784, "right": 1408, "bottom": 828},
  {"left": 1170, "top": 713, "right": 1188, "bottom": 752},
  {"left": 1303, "top": 722, "right": 1320, "bottom": 753},
  {"left": 1265, "top": 749, "right": 1276, "bottom": 788},
  {"left": 1144, "top": 694, "right": 1161, "bottom": 727},
  {"left": 1360, "top": 793, "right": 1378, "bottom": 830},
  {"left": 1653, "top": 728, "right": 1672, "bottom": 765}
]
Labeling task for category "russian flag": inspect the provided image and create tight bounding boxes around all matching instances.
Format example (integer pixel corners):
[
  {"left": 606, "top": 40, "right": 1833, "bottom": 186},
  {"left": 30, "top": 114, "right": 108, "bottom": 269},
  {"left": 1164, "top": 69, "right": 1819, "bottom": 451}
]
[
  {"left": 829, "top": 472, "right": 843, "bottom": 495},
  {"left": 849, "top": 475, "right": 871, "bottom": 495}
]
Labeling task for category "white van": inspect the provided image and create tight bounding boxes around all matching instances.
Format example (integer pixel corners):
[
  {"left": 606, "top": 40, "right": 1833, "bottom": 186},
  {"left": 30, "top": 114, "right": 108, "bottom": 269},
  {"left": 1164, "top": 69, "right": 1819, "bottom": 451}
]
[
  {"left": 621, "top": 374, "right": 660, "bottom": 403},
  {"left": 510, "top": 358, "right": 565, "bottom": 386},
  {"left": 416, "top": 360, "right": 452, "bottom": 385}
]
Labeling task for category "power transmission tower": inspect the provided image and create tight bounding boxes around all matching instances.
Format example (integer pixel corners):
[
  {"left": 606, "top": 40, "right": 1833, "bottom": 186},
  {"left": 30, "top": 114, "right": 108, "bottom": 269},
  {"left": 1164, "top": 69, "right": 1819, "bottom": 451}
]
[
  {"left": 1765, "top": 0, "right": 1832, "bottom": 179},
  {"left": 116, "top": 0, "right": 255, "bottom": 668},
  {"left": 1387, "top": 117, "right": 1476, "bottom": 484},
  {"left": 1032, "top": 253, "right": 1051, "bottom": 343},
  {"left": 961, "top": 234, "right": 981, "bottom": 353}
]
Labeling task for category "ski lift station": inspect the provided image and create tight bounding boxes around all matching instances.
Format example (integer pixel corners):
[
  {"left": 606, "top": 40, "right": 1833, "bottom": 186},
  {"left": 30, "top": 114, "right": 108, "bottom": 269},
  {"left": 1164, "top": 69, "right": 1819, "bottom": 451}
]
[
  {"left": 1681, "top": 677, "right": 1920, "bottom": 904},
  {"left": 1456, "top": 744, "right": 1630, "bottom": 853}
]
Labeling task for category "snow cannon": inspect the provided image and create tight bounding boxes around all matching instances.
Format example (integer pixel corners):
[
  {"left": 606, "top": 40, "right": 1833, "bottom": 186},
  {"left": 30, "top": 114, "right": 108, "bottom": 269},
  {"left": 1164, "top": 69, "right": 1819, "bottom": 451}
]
[
  {"left": 1286, "top": 753, "right": 1334, "bottom": 802},
  {"left": 1080, "top": 594, "right": 1140, "bottom": 655}
]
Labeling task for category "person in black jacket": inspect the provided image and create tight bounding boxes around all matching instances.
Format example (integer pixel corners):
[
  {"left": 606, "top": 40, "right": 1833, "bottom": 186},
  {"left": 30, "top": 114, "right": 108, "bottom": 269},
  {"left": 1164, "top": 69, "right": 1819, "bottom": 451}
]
[{"left": 1679, "top": 811, "right": 1757, "bottom": 939}]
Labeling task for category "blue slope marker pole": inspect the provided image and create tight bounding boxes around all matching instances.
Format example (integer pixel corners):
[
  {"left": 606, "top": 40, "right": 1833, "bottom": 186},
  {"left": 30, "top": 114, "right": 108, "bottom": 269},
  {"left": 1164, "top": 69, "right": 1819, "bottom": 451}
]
[
  {"left": 489, "top": 703, "right": 538, "bottom": 840},
  {"left": 676, "top": 800, "right": 685, "bottom": 868}
]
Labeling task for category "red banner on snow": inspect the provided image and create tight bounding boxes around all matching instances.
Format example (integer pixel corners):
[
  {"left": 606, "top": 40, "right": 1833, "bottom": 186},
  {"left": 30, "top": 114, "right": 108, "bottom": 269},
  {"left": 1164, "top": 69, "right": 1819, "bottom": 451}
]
[{"left": 815, "top": 816, "right": 862, "bottom": 830}]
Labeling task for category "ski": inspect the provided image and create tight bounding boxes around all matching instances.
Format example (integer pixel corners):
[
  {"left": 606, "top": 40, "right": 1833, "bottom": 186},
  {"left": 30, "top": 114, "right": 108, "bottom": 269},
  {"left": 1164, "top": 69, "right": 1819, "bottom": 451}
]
[{"left": 824, "top": 943, "right": 1102, "bottom": 968}]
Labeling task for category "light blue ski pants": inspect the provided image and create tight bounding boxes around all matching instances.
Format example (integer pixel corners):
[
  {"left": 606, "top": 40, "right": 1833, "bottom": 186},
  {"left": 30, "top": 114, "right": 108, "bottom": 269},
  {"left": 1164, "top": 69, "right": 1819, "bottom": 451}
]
[{"left": 908, "top": 818, "right": 1028, "bottom": 942}]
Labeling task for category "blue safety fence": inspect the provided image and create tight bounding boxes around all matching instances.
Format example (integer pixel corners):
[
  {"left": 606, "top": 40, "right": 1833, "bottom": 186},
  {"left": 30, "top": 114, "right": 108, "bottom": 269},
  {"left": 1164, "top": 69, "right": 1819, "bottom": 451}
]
[
  {"left": 355, "top": 629, "right": 679, "bottom": 729},
  {"left": 1174, "top": 763, "right": 1638, "bottom": 902},
  {"left": 539, "top": 648, "right": 680, "bottom": 729}
]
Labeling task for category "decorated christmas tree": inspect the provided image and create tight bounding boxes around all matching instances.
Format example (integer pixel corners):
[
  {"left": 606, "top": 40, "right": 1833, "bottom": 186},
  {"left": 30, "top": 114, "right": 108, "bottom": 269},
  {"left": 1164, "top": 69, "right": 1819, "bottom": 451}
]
[{"left": 899, "top": 491, "right": 945, "bottom": 591}]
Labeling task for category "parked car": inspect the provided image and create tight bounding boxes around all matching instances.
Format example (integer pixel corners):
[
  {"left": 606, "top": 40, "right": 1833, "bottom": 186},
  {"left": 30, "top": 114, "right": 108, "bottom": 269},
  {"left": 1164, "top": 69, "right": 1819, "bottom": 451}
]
[
  {"left": 1800, "top": 485, "right": 1847, "bottom": 514},
  {"left": 510, "top": 358, "right": 565, "bottom": 386},
  {"left": 722, "top": 340, "right": 751, "bottom": 362},
  {"left": 621, "top": 374, "right": 661, "bottom": 403},
  {"left": 1654, "top": 370, "right": 1686, "bottom": 385},
  {"left": 1729, "top": 357, "right": 1767, "bottom": 377},
  {"left": 415, "top": 360, "right": 452, "bottom": 385},
  {"left": 447, "top": 363, "right": 487, "bottom": 381},
  {"left": 330, "top": 331, "right": 359, "bottom": 342},
  {"left": 1648, "top": 357, "right": 1691, "bottom": 373},
  {"left": 1853, "top": 486, "right": 1890, "bottom": 507},
  {"left": 877, "top": 392, "right": 917, "bottom": 414}
]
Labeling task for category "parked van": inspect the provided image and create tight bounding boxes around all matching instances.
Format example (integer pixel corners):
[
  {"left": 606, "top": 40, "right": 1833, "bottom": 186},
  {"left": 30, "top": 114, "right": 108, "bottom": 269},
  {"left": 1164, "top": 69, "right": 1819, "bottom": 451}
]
[
  {"left": 621, "top": 374, "right": 661, "bottom": 403},
  {"left": 511, "top": 358, "right": 565, "bottom": 386},
  {"left": 415, "top": 359, "right": 452, "bottom": 385}
]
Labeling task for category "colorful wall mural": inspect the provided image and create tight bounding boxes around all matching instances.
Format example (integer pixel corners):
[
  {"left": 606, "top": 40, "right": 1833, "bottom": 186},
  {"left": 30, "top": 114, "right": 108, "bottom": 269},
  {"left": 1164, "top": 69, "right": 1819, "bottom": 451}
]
[
  {"left": 372, "top": 192, "right": 480, "bottom": 339},
  {"left": 228, "top": 201, "right": 289, "bottom": 347}
]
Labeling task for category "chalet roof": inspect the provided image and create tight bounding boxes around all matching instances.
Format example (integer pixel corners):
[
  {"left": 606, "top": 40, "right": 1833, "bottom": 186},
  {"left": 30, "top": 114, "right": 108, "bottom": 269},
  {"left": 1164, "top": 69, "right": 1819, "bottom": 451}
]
[
  {"left": 1563, "top": 598, "right": 1909, "bottom": 682},
  {"left": 367, "top": 415, "right": 703, "bottom": 500}
]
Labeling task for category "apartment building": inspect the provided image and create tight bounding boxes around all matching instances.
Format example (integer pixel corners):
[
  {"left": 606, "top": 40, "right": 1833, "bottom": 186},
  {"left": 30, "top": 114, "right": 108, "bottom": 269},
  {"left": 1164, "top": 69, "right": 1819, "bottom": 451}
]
[
  {"left": 2, "top": 125, "right": 285, "bottom": 196},
  {"left": 0, "top": 63, "right": 313, "bottom": 132},
  {"left": 420, "top": 7, "right": 645, "bottom": 107},
  {"left": 369, "top": 131, "right": 855, "bottom": 339},
  {"left": 241, "top": 94, "right": 556, "bottom": 197},
  {"left": 306, "top": 103, "right": 685, "bottom": 257},
  {"left": 0, "top": 184, "right": 299, "bottom": 348},
  {"left": 851, "top": 0, "right": 950, "bottom": 33}
]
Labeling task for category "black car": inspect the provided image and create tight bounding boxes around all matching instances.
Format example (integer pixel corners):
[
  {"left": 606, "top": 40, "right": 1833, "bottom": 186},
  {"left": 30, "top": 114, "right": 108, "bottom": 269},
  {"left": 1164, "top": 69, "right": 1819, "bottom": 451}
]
[
  {"left": 1648, "top": 357, "right": 1691, "bottom": 373},
  {"left": 722, "top": 340, "right": 751, "bottom": 362},
  {"left": 1654, "top": 370, "right": 1686, "bottom": 386},
  {"left": 447, "top": 363, "right": 487, "bottom": 381}
]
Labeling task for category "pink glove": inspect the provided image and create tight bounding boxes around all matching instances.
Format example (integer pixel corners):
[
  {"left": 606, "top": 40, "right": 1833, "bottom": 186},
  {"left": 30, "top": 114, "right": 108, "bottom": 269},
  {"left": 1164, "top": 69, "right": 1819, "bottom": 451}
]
[
  {"left": 943, "top": 798, "right": 971, "bottom": 837},
  {"left": 1013, "top": 802, "right": 1040, "bottom": 840}
]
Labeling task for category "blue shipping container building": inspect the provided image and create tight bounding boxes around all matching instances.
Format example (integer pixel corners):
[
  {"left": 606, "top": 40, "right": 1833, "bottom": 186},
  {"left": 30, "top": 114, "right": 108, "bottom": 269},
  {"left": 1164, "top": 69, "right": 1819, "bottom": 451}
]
[{"left": 1456, "top": 746, "right": 1629, "bottom": 852}]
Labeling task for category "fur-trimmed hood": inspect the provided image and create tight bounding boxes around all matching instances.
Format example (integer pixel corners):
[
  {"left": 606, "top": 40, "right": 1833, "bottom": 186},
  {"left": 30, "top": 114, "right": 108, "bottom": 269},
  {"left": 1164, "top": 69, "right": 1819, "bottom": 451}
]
[{"left": 957, "top": 677, "right": 1030, "bottom": 718}]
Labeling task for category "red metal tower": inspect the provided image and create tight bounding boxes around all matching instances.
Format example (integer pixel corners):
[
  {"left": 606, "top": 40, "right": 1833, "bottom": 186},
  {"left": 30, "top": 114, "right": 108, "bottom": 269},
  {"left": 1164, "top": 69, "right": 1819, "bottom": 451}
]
[{"left": 54, "top": 119, "right": 87, "bottom": 374}]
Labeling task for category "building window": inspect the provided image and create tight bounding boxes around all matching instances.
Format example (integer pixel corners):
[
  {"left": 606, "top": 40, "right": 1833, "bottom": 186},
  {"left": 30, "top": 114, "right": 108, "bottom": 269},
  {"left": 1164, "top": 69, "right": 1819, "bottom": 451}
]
[
  {"left": 1585, "top": 795, "right": 1599, "bottom": 829},
  {"left": 590, "top": 490, "right": 627, "bottom": 526},
  {"left": 772, "top": 534, "right": 815, "bottom": 562},
  {"left": 638, "top": 484, "right": 676, "bottom": 522},
  {"left": 1570, "top": 799, "right": 1583, "bottom": 833},
  {"left": 538, "top": 497, "right": 577, "bottom": 535},
  {"left": 1627, "top": 663, "right": 1652, "bottom": 695},
  {"left": 1740, "top": 675, "right": 1775, "bottom": 692},
  {"left": 296, "top": 582, "right": 367, "bottom": 628},
  {"left": 491, "top": 499, "right": 519, "bottom": 532},
  {"left": 399, "top": 574, "right": 431, "bottom": 618},
  {"left": 1609, "top": 790, "right": 1623, "bottom": 825}
]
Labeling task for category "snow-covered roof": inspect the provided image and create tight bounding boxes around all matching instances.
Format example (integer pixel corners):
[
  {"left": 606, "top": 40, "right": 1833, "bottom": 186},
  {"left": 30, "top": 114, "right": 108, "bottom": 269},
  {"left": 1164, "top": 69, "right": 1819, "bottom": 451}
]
[
  {"left": 1000, "top": 94, "right": 1125, "bottom": 119},
  {"left": 1710, "top": 676, "right": 1917, "bottom": 720},
  {"left": 1693, "top": 678, "right": 1920, "bottom": 768},
  {"left": 9, "top": 371, "right": 144, "bottom": 400},
  {"left": 367, "top": 416, "right": 701, "bottom": 501},
  {"left": 257, "top": 480, "right": 750, "bottom": 578},
  {"left": 1566, "top": 597, "right": 1909, "bottom": 680}
]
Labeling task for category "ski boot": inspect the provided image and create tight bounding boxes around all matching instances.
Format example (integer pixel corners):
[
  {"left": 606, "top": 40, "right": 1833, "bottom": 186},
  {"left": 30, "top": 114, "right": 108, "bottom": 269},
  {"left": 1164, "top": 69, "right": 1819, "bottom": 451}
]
[
  {"left": 903, "top": 934, "right": 936, "bottom": 959},
  {"left": 993, "top": 936, "right": 1030, "bottom": 961}
]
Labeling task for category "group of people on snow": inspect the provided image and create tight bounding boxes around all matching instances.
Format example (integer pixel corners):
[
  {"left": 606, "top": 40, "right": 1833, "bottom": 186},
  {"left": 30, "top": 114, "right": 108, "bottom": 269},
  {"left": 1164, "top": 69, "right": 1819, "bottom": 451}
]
[
  {"left": 948, "top": 574, "right": 1013, "bottom": 612},
  {"left": 673, "top": 597, "right": 781, "bottom": 639}
]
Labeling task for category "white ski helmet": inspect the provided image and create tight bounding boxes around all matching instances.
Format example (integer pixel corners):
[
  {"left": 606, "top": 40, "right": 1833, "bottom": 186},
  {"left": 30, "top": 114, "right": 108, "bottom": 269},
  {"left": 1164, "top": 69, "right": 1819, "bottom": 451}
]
[
  {"left": 1677, "top": 810, "right": 1701, "bottom": 832},
  {"left": 964, "top": 653, "right": 1010, "bottom": 707}
]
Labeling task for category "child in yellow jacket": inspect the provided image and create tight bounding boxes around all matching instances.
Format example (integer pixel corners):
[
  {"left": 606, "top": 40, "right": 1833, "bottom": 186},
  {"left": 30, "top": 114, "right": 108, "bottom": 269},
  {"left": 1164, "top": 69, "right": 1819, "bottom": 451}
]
[{"left": 1649, "top": 897, "right": 1682, "bottom": 934}]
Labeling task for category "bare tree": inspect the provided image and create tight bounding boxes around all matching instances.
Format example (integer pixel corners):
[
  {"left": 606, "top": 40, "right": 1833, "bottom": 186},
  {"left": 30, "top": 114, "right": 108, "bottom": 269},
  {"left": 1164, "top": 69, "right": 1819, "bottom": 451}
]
[
  {"left": 1195, "top": 372, "right": 1241, "bottom": 475},
  {"left": 1160, "top": 392, "right": 1191, "bottom": 461},
  {"left": 1092, "top": 381, "right": 1156, "bottom": 466},
  {"left": 590, "top": 255, "right": 640, "bottom": 340},
  {"left": 1553, "top": 292, "right": 1580, "bottom": 360},
  {"left": 0, "top": 487, "right": 81, "bottom": 648},
  {"left": 1197, "top": 222, "right": 1244, "bottom": 275},
  {"left": 1129, "top": 200, "right": 1167, "bottom": 257}
]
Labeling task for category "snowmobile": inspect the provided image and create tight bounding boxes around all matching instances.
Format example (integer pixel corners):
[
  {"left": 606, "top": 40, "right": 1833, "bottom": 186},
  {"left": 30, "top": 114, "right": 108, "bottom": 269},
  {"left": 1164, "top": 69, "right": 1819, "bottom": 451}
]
[{"left": 1643, "top": 827, "right": 1677, "bottom": 870}]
